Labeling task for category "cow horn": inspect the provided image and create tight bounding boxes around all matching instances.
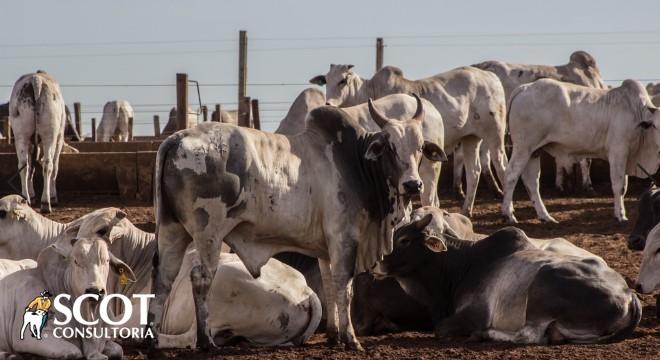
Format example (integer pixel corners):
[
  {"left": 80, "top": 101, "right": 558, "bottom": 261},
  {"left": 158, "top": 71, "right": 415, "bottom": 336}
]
[
  {"left": 368, "top": 98, "right": 391, "bottom": 128},
  {"left": 411, "top": 93, "right": 424, "bottom": 122}
]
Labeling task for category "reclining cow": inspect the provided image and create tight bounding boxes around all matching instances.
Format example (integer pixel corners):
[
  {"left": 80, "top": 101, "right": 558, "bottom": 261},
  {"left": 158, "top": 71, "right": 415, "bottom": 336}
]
[
  {"left": 277, "top": 88, "right": 446, "bottom": 206},
  {"left": 628, "top": 186, "right": 660, "bottom": 250},
  {"left": 149, "top": 99, "right": 439, "bottom": 351},
  {"left": 310, "top": 64, "right": 507, "bottom": 216},
  {"left": 373, "top": 216, "right": 641, "bottom": 344},
  {"left": 474, "top": 50, "right": 607, "bottom": 193},
  {"left": 503, "top": 79, "right": 660, "bottom": 223},
  {"left": 0, "top": 208, "right": 130, "bottom": 359},
  {"left": 0, "top": 259, "right": 36, "bottom": 281},
  {"left": 0, "top": 196, "right": 322, "bottom": 347},
  {"left": 283, "top": 205, "right": 605, "bottom": 336},
  {"left": 9, "top": 71, "right": 66, "bottom": 213}
]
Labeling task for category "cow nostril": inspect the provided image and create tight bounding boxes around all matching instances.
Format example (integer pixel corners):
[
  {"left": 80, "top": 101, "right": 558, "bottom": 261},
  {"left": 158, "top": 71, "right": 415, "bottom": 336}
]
[
  {"left": 403, "top": 181, "right": 423, "bottom": 194},
  {"left": 634, "top": 283, "right": 643, "bottom": 293},
  {"left": 85, "top": 288, "right": 103, "bottom": 296},
  {"left": 627, "top": 236, "right": 645, "bottom": 250},
  {"left": 325, "top": 102, "right": 332, "bottom": 106}
]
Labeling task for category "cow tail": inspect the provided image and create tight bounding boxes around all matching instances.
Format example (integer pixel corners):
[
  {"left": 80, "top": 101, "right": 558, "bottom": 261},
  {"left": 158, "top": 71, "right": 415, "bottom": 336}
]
[
  {"left": 506, "top": 85, "right": 526, "bottom": 125},
  {"left": 30, "top": 75, "right": 45, "bottom": 161},
  {"left": 153, "top": 135, "right": 180, "bottom": 268},
  {"left": 290, "top": 290, "right": 323, "bottom": 346}
]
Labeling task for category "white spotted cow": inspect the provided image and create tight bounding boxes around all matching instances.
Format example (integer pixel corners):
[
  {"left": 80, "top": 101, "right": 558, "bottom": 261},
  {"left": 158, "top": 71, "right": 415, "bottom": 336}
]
[
  {"left": 148, "top": 101, "right": 437, "bottom": 351},
  {"left": 9, "top": 71, "right": 66, "bottom": 213}
]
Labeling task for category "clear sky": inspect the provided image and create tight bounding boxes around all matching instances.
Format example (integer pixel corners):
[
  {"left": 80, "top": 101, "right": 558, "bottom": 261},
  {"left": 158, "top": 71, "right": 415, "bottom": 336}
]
[{"left": 2, "top": 0, "right": 660, "bottom": 134}]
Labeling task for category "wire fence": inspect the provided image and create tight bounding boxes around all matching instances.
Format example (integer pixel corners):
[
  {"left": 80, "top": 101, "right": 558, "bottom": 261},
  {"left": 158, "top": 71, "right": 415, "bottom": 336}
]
[{"left": 4, "top": 31, "right": 660, "bottom": 135}]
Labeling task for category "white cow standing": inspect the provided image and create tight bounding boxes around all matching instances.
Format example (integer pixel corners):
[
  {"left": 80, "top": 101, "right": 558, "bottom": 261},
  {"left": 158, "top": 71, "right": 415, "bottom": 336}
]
[
  {"left": 503, "top": 79, "right": 660, "bottom": 223},
  {"left": 9, "top": 71, "right": 66, "bottom": 213},
  {"left": 276, "top": 88, "right": 447, "bottom": 206},
  {"left": 97, "top": 100, "right": 134, "bottom": 142},
  {"left": 474, "top": 50, "right": 608, "bottom": 193},
  {"left": 311, "top": 64, "right": 508, "bottom": 216}
]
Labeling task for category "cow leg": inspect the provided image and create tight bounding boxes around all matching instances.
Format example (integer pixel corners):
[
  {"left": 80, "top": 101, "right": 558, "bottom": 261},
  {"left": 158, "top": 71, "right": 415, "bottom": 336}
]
[
  {"left": 329, "top": 241, "right": 362, "bottom": 351},
  {"left": 608, "top": 155, "right": 628, "bottom": 222},
  {"left": 521, "top": 155, "right": 557, "bottom": 223},
  {"left": 38, "top": 137, "right": 56, "bottom": 214},
  {"left": 480, "top": 146, "right": 503, "bottom": 198},
  {"left": 553, "top": 156, "right": 571, "bottom": 194},
  {"left": 318, "top": 258, "right": 339, "bottom": 345},
  {"left": 49, "top": 133, "right": 64, "bottom": 206},
  {"left": 579, "top": 159, "right": 595, "bottom": 194},
  {"left": 484, "top": 135, "right": 508, "bottom": 199},
  {"left": 461, "top": 137, "right": 482, "bottom": 217},
  {"left": 419, "top": 157, "right": 441, "bottom": 207},
  {"left": 502, "top": 149, "right": 533, "bottom": 224},
  {"left": 15, "top": 139, "right": 32, "bottom": 205},
  {"left": 147, "top": 221, "right": 191, "bottom": 350},
  {"left": 452, "top": 144, "right": 466, "bottom": 200}
]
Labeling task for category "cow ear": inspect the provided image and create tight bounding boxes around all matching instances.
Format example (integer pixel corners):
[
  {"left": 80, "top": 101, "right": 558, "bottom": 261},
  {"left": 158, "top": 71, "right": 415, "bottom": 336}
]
[
  {"left": 423, "top": 141, "right": 448, "bottom": 162},
  {"left": 309, "top": 75, "right": 326, "bottom": 86},
  {"left": 364, "top": 132, "right": 389, "bottom": 160},
  {"left": 424, "top": 235, "right": 447, "bottom": 253},
  {"left": 346, "top": 64, "right": 355, "bottom": 70},
  {"left": 110, "top": 253, "right": 136, "bottom": 282}
]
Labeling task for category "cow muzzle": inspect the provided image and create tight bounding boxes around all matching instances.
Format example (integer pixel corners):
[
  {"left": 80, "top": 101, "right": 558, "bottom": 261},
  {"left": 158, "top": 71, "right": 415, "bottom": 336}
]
[
  {"left": 403, "top": 180, "right": 423, "bottom": 195},
  {"left": 627, "top": 234, "right": 646, "bottom": 251},
  {"left": 85, "top": 288, "right": 106, "bottom": 297}
]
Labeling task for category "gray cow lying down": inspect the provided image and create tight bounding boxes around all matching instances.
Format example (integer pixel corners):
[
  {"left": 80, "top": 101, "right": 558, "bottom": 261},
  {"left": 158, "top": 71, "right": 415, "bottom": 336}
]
[
  {"left": 0, "top": 196, "right": 321, "bottom": 348},
  {"left": 281, "top": 206, "right": 607, "bottom": 335},
  {"left": 372, "top": 216, "right": 641, "bottom": 344},
  {"left": 0, "top": 208, "right": 130, "bottom": 360}
]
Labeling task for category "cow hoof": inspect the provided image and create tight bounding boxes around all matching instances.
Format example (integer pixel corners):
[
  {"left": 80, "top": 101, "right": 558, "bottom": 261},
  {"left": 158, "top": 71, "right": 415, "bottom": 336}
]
[
  {"left": 454, "top": 189, "right": 466, "bottom": 201},
  {"left": 345, "top": 340, "right": 364, "bottom": 352},
  {"left": 325, "top": 333, "right": 340, "bottom": 347},
  {"left": 197, "top": 335, "right": 218, "bottom": 352},
  {"left": 460, "top": 209, "right": 473, "bottom": 218},
  {"left": 503, "top": 215, "right": 518, "bottom": 224},
  {"left": 40, "top": 204, "right": 52, "bottom": 214},
  {"left": 583, "top": 186, "right": 597, "bottom": 197},
  {"left": 616, "top": 216, "right": 629, "bottom": 223},
  {"left": 540, "top": 216, "right": 558, "bottom": 224}
]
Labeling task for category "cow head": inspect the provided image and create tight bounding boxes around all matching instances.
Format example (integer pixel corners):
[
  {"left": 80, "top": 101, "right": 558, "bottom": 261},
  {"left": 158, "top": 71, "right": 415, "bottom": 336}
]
[
  {"left": 635, "top": 224, "right": 660, "bottom": 294},
  {"left": 566, "top": 51, "right": 607, "bottom": 89},
  {"left": 366, "top": 94, "right": 430, "bottom": 196},
  {"left": 372, "top": 214, "right": 447, "bottom": 277},
  {"left": 49, "top": 208, "right": 136, "bottom": 299},
  {"left": 629, "top": 187, "right": 660, "bottom": 250},
  {"left": 0, "top": 194, "right": 39, "bottom": 259},
  {"left": 310, "top": 64, "right": 357, "bottom": 107}
]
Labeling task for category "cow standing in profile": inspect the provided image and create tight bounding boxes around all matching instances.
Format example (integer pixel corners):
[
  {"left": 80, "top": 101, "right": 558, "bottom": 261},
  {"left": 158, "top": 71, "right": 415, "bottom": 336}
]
[
  {"left": 8, "top": 71, "right": 66, "bottom": 213},
  {"left": 311, "top": 64, "right": 507, "bottom": 216},
  {"left": 503, "top": 79, "right": 660, "bottom": 223},
  {"left": 474, "top": 50, "right": 608, "bottom": 193},
  {"left": 147, "top": 99, "right": 438, "bottom": 351}
]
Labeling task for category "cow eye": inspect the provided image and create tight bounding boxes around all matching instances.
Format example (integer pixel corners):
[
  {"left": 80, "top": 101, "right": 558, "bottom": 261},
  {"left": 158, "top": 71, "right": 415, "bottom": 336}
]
[
  {"left": 0, "top": 210, "right": 6, "bottom": 219},
  {"left": 399, "top": 237, "right": 411, "bottom": 247},
  {"left": 97, "top": 228, "right": 108, "bottom": 236},
  {"left": 338, "top": 78, "right": 347, "bottom": 86}
]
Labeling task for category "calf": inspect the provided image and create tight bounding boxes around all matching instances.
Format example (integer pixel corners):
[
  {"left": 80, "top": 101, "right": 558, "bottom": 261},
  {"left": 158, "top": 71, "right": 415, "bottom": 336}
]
[{"left": 374, "top": 217, "right": 641, "bottom": 344}]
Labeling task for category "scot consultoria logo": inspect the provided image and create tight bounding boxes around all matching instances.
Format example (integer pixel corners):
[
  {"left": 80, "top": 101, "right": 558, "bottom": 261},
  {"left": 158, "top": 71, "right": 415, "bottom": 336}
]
[
  {"left": 18, "top": 290, "right": 155, "bottom": 340},
  {"left": 20, "top": 290, "right": 52, "bottom": 341}
]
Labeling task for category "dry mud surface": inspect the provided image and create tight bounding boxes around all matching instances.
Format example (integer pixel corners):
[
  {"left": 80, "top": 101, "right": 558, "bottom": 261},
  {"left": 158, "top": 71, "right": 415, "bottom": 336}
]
[{"left": 43, "top": 186, "right": 660, "bottom": 359}]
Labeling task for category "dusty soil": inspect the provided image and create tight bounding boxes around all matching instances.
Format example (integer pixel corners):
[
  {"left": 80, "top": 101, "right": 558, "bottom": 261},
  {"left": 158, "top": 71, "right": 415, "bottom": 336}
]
[{"left": 43, "top": 184, "right": 660, "bottom": 359}]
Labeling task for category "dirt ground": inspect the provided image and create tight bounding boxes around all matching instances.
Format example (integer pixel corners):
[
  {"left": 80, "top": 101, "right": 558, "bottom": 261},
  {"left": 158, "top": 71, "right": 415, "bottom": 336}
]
[{"left": 43, "top": 183, "right": 660, "bottom": 359}]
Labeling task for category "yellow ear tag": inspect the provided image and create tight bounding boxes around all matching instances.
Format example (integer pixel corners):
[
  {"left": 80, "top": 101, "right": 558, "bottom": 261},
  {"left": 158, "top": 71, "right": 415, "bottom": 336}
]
[{"left": 118, "top": 268, "right": 129, "bottom": 286}]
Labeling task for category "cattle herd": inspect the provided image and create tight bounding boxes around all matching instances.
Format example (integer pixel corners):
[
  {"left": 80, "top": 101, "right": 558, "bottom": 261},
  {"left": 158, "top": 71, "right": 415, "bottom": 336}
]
[{"left": 1, "top": 50, "right": 660, "bottom": 359}]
